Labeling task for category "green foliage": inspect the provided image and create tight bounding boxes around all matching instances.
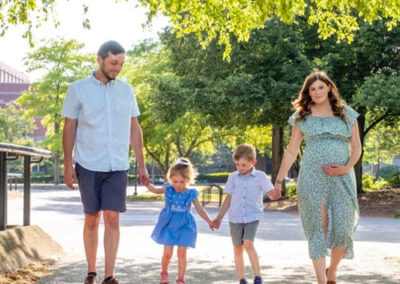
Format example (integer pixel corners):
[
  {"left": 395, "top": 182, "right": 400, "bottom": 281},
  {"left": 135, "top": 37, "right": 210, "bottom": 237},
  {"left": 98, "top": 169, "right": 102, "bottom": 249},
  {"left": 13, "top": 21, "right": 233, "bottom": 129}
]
[
  {"left": 362, "top": 173, "right": 390, "bottom": 191},
  {"left": 140, "top": 0, "right": 400, "bottom": 60},
  {"left": 286, "top": 183, "right": 297, "bottom": 198},
  {"left": 379, "top": 166, "right": 400, "bottom": 180},
  {"left": 388, "top": 172, "right": 400, "bottom": 187},
  {"left": 0, "top": 104, "right": 35, "bottom": 143},
  {"left": 363, "top": 122, "right": 400, "bottom": 165}
]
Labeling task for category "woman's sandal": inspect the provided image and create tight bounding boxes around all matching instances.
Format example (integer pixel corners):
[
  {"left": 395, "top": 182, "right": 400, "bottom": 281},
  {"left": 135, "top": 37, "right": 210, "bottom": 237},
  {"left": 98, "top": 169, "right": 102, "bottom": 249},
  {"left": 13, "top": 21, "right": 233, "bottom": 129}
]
[
  {"left": 160, "top": 271, "right": 169, "bottom": 284},
  {"left": 326, "top": 267, "right": 336, "bottom": 284},
  {"left": 176, "top": 278, "right": 185, "bottom": 284}
]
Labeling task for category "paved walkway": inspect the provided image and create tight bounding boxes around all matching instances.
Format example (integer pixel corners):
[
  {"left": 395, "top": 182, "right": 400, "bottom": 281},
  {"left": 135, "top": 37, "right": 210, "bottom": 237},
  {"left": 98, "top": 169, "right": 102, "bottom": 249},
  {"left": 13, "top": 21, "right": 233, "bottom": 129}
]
[{"left": 6, "top": 187, "right": 400, "bottom": 283}]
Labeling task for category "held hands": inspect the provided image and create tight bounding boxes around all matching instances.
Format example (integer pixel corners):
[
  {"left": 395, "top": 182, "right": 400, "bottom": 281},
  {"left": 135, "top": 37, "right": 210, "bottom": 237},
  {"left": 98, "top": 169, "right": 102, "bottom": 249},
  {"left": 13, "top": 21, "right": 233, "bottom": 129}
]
[
  {"left": 267, "top": 188, "right": 282, "bottom": 200},
  {"left": 138, "top": 166, "right": 150, "bottom": 186},
  {"left": 211, "top": 218, "right": 221, "bottom": 230},
  {"left": 322, "top": 164, "right": 349, "bottom": 176}
]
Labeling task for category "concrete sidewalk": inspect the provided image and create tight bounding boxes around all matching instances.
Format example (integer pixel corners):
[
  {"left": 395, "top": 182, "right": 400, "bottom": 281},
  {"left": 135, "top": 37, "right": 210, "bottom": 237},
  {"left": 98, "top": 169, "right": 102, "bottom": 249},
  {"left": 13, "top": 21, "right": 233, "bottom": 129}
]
[{"left": 6, "top": 187, "right": 400, "bottom": 283}]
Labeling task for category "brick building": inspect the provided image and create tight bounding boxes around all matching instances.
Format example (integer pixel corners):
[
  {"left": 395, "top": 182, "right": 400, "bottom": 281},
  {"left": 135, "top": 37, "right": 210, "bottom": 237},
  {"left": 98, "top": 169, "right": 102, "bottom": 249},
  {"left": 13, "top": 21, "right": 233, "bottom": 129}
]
[{"left": 0, "top": 61, "right": 46, "bottom": 140}]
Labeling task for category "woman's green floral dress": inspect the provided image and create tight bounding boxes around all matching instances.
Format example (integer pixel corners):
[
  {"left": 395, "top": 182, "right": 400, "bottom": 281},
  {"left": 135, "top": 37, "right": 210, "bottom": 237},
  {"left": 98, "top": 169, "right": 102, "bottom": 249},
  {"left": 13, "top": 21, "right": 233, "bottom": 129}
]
[{"left": 288, "top": 105, "right": 359, "bottom": 260}]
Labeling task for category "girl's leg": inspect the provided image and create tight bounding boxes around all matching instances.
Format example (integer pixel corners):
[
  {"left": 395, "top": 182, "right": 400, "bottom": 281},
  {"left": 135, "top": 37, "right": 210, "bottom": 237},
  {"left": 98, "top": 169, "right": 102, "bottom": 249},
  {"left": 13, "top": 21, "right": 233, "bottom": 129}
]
[
  {"left": 233, "top": 245, "right": 245, "bottom": 280},
  {"left": 161, "top": 246, "right": 174, "bottom": 281},
  {"left": 327, "top": 247, "right": 346, "bottom": 282},
  {"left": 177, "top": 246, "right": 187, "bottom": 280},
  {"left": 243, "top": 240, "right": 261, "bottom": 276}
]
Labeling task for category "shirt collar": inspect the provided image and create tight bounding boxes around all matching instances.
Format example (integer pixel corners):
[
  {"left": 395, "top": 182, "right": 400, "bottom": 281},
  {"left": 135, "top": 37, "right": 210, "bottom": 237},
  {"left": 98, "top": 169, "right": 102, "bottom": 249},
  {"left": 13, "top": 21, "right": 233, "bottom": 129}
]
[
  {"left": 91, "top": 70, "right": 116, "bottom": 87},
  {"left": 238, "top": 167, "right": 256, "bottom": 177}
]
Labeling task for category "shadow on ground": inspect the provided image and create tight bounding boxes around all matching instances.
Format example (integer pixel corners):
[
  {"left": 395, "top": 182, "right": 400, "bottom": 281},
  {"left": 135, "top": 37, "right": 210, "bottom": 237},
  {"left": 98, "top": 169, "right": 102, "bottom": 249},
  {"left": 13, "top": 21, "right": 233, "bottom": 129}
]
[{"left": 38, "top": 257, "right": 400, "bottom": 284}]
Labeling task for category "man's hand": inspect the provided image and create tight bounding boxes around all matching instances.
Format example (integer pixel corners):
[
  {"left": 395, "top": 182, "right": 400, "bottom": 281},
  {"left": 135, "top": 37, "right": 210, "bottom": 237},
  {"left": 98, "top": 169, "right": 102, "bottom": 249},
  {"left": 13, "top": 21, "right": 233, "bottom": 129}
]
[
  {"left": 64, "top": 165, "right": 77, "bottom": 190},
  {"left": 138, "top": 166, "right": 150, "bottom": 186}
]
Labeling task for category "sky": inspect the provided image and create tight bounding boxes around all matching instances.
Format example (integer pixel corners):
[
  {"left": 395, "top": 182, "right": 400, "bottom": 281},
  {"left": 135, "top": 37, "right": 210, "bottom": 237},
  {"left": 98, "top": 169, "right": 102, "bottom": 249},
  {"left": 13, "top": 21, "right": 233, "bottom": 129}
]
[{"left": 0, "top": 0, "right": 169, "bottom": 81}]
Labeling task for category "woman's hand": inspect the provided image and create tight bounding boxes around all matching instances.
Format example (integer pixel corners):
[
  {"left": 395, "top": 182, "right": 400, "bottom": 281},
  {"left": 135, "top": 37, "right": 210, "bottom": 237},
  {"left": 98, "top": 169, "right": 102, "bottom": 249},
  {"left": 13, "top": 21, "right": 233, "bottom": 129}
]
[{"left": 322, "top": 164, "right": 350, "bottom": 176}]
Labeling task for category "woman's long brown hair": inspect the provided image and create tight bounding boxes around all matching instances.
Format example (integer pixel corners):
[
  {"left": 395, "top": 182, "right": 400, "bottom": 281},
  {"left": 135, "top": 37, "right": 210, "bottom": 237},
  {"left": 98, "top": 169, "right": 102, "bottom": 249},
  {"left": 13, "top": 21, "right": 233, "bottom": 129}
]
[{"left": 293, "top": 71, "right": 346, "bottom": 123}]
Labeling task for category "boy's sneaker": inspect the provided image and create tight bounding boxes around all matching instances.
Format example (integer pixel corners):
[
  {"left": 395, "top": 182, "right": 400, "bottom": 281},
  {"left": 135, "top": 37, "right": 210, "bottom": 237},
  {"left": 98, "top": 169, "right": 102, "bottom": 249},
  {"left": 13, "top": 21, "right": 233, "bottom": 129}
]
[
  {"left": 253, "top": 275, "right": 264, "bottom": 284},
  {"left": 239, "top": 279, "right": 248, "bottom": 284}
]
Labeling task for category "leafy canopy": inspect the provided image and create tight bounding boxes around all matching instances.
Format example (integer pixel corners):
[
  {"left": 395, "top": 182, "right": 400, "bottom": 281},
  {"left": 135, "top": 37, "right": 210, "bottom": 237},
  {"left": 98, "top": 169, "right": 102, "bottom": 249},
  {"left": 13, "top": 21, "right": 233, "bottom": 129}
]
[{"left": 139, "top": 0, "right": 400, "bottom": 59}]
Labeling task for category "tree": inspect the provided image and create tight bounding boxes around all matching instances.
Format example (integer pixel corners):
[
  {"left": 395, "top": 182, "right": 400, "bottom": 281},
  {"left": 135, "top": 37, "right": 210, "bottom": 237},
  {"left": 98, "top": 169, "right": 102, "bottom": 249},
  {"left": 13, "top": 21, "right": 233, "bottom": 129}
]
[
  {"left": 160, "top": 22, "right": 310, "bottom": 188},
  {"left": 16, "top": 38, "right": 95, "bottom": 184},
  {"left": 123, "top": 41, "right": 242, "bottom": 178},
  {"left": 362, "top": 122, "right": 400, "bottom": 178},
  {"left": 140, "top": 0, "right": 400, "bottom": 59},
  {"left": 0, "top": 104, "right": 35, "bottom": 143},
  {"left": 1, "top": 0, "right": 399, "bottom": 57}
]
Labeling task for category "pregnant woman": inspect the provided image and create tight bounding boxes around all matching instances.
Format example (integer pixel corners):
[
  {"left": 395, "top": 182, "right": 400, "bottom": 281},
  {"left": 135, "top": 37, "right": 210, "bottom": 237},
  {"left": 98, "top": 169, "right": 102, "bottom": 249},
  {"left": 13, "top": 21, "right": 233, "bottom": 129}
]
[{"left": 274, "top": 71, "right": 361, "bottom": 284}]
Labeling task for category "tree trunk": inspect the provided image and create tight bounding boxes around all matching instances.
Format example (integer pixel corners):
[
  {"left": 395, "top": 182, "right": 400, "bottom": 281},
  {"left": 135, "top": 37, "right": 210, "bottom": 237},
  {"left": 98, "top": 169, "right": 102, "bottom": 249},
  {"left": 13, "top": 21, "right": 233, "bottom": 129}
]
[
  {"left": 272, "top": 126, "right": 285, "bottom": 194},
  {"left": 355, "top": 113, "right": 366, "bottom": 194},
  {"left": 54, "top": 120, "right": 60, "bottom": 185},
  {"left": 54, "top": 151, "right": 60, "bottom": 185}
]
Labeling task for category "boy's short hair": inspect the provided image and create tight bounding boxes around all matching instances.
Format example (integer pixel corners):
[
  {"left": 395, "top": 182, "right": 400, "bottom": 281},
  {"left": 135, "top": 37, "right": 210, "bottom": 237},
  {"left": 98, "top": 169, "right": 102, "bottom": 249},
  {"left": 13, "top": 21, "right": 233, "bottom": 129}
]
[{"left": 233, "top": 144, "right": 256, "bottom": 161}]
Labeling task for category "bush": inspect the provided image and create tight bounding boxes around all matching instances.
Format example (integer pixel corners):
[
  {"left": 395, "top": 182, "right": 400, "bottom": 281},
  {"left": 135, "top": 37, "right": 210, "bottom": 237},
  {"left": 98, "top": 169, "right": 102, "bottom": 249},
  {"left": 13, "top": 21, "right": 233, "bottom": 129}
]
[
  {"left": 286, "top": 183, "right": 297, "bottom": 197},
  {"left": 362, "top": 173, "right": 389, "bottom": 190},
  {"left": 388, "top": 172, "right": 400, "bottom": 188},
  {"left": 197, "top": 172, "right": 229, "bottom": 183},
  {"left": 378, "top": 165, "right": 400, "bottom": 179}
]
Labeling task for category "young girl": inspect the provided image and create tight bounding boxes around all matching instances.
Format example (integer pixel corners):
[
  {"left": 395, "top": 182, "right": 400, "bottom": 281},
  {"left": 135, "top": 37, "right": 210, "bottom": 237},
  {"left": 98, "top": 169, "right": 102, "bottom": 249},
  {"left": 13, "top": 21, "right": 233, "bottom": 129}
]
[{"left": 146, "top": 158, "right": 214, "bottom": 284}]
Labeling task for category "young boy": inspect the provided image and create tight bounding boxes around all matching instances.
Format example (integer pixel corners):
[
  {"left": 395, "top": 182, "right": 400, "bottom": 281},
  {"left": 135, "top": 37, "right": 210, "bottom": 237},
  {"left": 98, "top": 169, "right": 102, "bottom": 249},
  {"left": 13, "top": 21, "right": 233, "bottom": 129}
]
[{"left": 213, "top": 144, "right": 281, "bottom": 284}]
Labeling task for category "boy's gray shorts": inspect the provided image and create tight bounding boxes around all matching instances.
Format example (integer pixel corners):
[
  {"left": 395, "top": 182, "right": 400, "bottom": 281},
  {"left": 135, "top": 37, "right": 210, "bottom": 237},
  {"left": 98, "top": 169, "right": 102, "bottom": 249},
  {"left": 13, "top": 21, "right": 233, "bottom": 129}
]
[
  {"left": 229, "top": 221, "right": 259, "bottom": 246},
  {"left": 75, "top": 163, "right": 128, "bottom": 214}
]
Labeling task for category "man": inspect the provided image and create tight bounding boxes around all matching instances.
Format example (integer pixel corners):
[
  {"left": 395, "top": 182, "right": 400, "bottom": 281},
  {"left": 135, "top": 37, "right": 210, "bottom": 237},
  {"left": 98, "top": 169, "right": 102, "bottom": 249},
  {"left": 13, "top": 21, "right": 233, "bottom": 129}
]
[{"left": 62, "top": 40, "right": 149, "bottom": 284}]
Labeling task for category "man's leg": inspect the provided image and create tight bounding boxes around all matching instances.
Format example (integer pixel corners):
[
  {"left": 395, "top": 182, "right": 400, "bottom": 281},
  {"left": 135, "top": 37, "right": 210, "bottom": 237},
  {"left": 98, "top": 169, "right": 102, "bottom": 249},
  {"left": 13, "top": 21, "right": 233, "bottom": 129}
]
[
  {"left": 84, "top": 212, "right": 101, "bottom": 273},
  {"left": 103, "top": 210, "right": 120, "bottom": 278},
  {"left": 243, "top": 240, "right": 261, "bottom": 276}
]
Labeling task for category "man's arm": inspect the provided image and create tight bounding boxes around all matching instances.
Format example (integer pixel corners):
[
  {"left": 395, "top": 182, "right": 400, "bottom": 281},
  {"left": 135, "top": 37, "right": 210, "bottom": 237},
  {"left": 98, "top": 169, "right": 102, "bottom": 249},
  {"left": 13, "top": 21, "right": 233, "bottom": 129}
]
[
  {"left": 130, "top": 117, "right": 149, "bottom": 185},
  {"left": 63, "top": 118, "right": 78, "bottom": 189}
]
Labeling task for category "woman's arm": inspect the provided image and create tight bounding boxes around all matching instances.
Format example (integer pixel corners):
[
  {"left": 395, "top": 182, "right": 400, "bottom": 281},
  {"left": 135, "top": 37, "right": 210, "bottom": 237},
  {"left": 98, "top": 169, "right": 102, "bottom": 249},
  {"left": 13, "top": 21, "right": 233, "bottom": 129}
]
[
  {"left": 275, "top": 127, "right": 304, "bottom": 190},
  {"left": 193, "top": 198, "right": 213, "bottom": 230},
  {"left": 146, "top": 183, "right": 166, "bottom": 194},
  {"left": 323, "top": 122, "right": 362, "bottom": 176}
]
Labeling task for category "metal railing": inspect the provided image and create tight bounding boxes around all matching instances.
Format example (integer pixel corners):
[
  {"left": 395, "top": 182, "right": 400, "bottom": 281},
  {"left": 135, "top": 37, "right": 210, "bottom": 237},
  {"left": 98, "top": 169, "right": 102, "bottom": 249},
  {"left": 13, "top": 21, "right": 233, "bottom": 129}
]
[
  {"left": 201, "top": 183, "right": 223, "bottom": 207},
  {"left": 0, "top": 143, "right": 51, "bottom": 231}
]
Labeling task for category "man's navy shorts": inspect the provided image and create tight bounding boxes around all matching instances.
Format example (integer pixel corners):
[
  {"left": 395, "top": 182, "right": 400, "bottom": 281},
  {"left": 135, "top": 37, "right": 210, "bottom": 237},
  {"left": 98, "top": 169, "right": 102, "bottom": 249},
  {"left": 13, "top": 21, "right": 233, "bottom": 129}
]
[{"left": 75, "top": 163, "right": 128, "bottom": 214}]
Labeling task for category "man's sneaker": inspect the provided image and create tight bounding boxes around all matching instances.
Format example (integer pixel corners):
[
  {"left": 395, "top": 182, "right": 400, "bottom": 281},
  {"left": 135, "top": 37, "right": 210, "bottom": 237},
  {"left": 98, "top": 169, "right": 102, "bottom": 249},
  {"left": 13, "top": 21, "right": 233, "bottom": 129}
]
[
  {"left": 84, "top": 274, "right": 97, "bottom": 284},
  {"left": 101, "top": 277, "right": 119, "bottom": 284},
  {"left": 239, "top": 279, "right": 248, "bottom": 284},
  {"left": 253, "top": 275, "right": 264, "bottom": 284}
]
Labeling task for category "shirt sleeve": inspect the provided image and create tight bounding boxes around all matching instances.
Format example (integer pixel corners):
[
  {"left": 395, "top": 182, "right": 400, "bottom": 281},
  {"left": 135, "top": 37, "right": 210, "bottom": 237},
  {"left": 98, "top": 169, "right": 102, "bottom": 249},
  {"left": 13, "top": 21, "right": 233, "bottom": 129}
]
[
  {"left": 224, "top": 174, "right": 234, "bottom": 194},
  {"left": 259, "top": 172, "right": 274, "bottom": 193},
  {"left": 191, "top": 189, "right": 199, "bottom": 201},
  {"left": 129, "top": 85, "right": 141, "bottom": 117},
  {"left": 288, "top": 111, "right": 301, "bottom": 131},
  {"left": 345, "top": 105, "right": 359, "bottom": 127},
  {"left": 61, "top": 85, "right": 80, "bottom": 119}
]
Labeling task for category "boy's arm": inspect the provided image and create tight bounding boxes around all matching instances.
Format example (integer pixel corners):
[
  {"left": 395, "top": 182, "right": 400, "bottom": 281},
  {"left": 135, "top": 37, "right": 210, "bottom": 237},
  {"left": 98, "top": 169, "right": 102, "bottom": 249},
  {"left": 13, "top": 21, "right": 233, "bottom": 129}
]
[
  {"left": 193, "top": 198, "right": 214, "bottom": 230},
  {"left": 214, "top": 194, "right": 232, "bottom": 226},
  {"left": 146, "top": 183, "right": 166, "bottom": 194}
]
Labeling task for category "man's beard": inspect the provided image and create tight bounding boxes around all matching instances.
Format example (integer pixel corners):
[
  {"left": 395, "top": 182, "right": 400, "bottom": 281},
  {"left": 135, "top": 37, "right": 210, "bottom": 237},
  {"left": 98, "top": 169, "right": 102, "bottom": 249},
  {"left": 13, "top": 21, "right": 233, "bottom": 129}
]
[{"left": 101, "top": 66, "right": 116, "bottom": 81}]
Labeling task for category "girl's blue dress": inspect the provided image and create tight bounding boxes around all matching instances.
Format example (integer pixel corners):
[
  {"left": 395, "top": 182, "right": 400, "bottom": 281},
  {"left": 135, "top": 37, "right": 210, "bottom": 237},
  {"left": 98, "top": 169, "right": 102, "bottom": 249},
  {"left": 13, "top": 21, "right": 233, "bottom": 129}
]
[{"left": 151, "top": 183, "right": 199, "bottom": 248}]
